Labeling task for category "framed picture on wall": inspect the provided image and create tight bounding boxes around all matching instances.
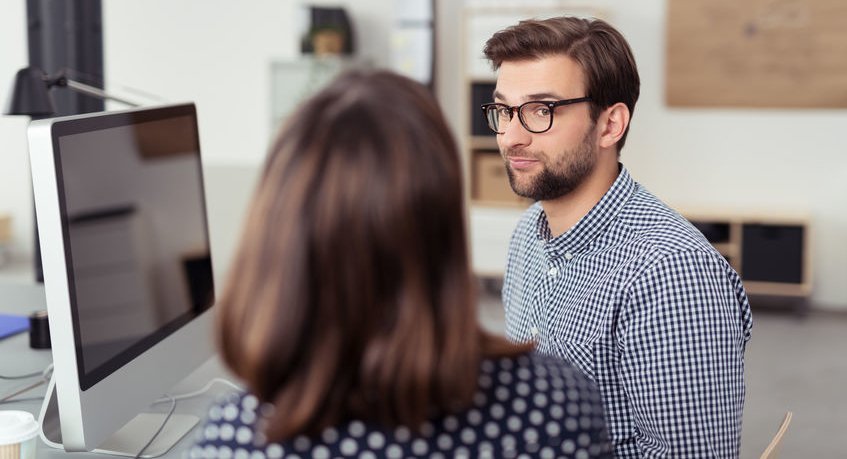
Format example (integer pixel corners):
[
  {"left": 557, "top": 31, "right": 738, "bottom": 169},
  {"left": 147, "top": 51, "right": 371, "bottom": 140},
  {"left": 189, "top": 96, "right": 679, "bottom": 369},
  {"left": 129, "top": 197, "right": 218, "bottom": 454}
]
[
  {"left": 391, "top": 0, "right": 437, "bottom": 89},
  {"left": 666, "top": 0, "right": 847, "bottom": 108}
]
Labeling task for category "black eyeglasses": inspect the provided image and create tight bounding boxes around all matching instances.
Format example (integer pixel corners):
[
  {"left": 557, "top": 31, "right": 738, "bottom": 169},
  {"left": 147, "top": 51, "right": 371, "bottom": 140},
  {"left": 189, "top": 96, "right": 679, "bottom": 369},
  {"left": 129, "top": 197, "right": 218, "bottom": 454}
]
[{"left": 480, "top": 97, "right": 592, "bottom": 134}]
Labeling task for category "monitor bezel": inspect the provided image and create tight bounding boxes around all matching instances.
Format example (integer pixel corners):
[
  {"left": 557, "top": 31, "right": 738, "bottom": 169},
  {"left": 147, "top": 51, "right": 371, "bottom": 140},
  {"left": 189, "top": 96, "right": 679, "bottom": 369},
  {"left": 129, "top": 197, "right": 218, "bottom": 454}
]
[{"left": 47, "top": 103, "right": 214, "bottom": 391}]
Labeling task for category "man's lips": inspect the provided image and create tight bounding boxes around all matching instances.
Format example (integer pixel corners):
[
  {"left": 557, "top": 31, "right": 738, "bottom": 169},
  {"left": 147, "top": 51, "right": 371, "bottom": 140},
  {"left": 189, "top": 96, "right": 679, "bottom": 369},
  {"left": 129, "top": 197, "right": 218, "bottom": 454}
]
[{"left": 507, "top": 156, "right": 539, "bottom": 170}]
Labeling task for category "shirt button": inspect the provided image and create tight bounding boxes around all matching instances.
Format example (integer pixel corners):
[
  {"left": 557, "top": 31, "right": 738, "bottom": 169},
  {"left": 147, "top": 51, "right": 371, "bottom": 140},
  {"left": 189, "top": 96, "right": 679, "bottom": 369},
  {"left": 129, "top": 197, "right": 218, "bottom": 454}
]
[
  {"left": 547, "top": 266, "right": 559, "bottom": 277},
  {"left": 564, "top": 252, "right": 574, "bottom": 261},
  {"left": 530, "top": 326, "right": 539, "bottom": 337}
]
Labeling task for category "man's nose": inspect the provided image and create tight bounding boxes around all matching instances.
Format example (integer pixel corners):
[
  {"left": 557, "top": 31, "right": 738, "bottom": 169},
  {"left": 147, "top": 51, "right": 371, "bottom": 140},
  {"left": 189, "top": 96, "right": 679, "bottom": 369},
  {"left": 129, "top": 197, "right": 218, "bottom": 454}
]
[{"left": 499, "top": 113, "right": 531, "bottom": 152}]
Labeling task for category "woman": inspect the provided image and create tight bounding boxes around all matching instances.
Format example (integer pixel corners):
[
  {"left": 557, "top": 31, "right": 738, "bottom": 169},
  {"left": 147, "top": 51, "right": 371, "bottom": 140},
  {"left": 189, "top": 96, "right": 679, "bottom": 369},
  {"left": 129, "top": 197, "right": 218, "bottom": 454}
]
[{"left": 192, "top": 70, "right": 611, "bottom": 458}]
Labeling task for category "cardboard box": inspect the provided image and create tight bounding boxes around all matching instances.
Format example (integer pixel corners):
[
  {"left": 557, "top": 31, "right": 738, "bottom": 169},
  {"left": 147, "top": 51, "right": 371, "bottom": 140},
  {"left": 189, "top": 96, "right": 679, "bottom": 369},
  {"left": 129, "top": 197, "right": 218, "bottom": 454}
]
[
  {"left": 0, "top": 214, "right": 11, "bottom": 244},
  {"left": 472, "top": 153, "right": 525, "bottom": 205}
]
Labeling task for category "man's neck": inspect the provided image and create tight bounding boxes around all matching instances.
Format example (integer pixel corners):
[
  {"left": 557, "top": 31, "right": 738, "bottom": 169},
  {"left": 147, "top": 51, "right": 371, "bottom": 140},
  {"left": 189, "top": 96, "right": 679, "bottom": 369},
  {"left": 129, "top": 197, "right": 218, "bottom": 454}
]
[{"left": 540, "top": 158, "right": 620, "bottom": 237}]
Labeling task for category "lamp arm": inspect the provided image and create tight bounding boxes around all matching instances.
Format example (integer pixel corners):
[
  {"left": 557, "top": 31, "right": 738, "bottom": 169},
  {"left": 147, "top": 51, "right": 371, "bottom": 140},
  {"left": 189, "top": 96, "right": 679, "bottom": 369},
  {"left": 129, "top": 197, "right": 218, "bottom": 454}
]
[{"left": 63, "top": 79, "right": 139, "bottom": 107}]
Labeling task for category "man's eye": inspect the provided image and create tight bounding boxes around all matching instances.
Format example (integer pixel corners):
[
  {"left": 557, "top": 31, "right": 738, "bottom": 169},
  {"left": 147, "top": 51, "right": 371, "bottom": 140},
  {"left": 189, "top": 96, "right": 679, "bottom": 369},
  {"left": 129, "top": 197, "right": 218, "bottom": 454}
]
[{"left": 534, "top": 107, "right": 551, "bottom": 117}]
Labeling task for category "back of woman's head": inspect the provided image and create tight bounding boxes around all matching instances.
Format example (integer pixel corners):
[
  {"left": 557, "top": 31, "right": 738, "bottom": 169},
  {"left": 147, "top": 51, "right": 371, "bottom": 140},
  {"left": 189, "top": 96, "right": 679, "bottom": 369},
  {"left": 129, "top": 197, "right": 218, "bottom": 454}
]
[{"left": 217, "top": 70, "right": 483, "bottom": 439}]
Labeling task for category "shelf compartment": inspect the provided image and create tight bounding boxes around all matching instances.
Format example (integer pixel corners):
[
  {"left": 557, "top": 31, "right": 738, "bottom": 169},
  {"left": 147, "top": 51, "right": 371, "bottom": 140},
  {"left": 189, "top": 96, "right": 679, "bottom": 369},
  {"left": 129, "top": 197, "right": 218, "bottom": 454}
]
[{"left": 471, "top": 151, "right": 525, "bottom": 205}]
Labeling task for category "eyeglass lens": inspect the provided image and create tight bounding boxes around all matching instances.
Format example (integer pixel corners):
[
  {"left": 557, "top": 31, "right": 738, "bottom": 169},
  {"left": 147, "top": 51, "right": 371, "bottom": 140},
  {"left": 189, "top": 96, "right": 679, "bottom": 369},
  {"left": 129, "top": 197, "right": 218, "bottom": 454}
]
[{"left": 485, "top": 102, "right": 552, "bottom": 134}]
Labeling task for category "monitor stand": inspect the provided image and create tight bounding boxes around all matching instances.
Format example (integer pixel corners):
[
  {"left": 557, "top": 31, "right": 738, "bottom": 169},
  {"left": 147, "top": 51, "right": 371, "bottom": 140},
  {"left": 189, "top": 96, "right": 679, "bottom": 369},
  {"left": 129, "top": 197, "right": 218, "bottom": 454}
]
[{"left": 38, "top": 375, "right": 200, "bottom": 458}]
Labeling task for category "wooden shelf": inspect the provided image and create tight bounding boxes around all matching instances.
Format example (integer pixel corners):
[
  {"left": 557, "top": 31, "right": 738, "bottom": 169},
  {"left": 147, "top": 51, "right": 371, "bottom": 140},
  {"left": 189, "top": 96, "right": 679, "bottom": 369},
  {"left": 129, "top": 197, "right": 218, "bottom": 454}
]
[
  {"left": 710, "top": 242, "right": 738, "bottom": 258},
  {"left": 744, "top": 281, "right": 812, "bottom": 298},
  {"left": 683, "top": 211, "right": 811, "bottom": 299},
  {"left": 470, "top": 136, "right": 498, "bottom": 150}
]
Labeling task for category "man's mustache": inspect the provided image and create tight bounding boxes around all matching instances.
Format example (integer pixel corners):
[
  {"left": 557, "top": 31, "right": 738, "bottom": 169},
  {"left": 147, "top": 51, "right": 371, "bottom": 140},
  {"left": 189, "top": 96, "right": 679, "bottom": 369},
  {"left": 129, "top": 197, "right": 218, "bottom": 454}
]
[{"left": 503, "top": 148, "right": 542, "bottom": 160}]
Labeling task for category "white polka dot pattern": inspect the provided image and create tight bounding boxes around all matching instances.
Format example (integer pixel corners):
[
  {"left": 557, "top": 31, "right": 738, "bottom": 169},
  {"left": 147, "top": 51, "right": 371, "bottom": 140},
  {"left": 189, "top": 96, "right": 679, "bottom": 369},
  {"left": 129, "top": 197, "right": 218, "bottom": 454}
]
[
  {"left": 219, "top": 424, "right": 235, "bottom": 442},
  {"left": 411, "top": 438, "right": 427, "bottom": 455},
  {"left": 223, "top": 404, "right": 239, "bottom": 421},
  {"left": 191, "top": 353, "right": 611, "bottom": 457},
  {"left": 366, "top": 432, "right": 384, "bottom": 450},
  {"left": 312, "top": 446, "right": 329, "bottom": 459},
  {"left": 236, "top": 426, "right": 252, "bottom": 445},
  {"left": 339, "top": 438, "right": 357, "bottom": 456}
]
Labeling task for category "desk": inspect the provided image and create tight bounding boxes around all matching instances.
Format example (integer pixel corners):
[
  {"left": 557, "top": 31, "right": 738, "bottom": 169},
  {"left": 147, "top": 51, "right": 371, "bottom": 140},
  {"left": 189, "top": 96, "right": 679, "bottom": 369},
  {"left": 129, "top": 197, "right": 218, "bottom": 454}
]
[{"left": 0, "top": 279, "right": 234, "bottom": 459}]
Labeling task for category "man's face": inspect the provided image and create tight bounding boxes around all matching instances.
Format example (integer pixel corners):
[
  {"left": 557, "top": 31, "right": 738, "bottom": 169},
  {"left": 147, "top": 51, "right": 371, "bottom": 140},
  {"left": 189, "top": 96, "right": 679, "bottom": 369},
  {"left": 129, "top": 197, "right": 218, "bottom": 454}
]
[{"left": 494, "top": 55, "right": 598, "bottom": 201}]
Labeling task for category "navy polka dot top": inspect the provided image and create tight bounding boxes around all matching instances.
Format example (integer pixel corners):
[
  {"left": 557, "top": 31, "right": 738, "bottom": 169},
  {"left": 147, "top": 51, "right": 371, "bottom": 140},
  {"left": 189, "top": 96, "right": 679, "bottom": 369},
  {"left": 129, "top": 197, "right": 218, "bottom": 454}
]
[{"left": 190, "top": 352, "right": 612, "bottom": 458}]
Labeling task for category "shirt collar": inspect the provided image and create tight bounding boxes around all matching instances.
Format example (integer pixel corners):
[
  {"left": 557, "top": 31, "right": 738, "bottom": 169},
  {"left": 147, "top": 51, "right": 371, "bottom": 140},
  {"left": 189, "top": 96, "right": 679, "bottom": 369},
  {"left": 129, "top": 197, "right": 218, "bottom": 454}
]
[{"left": 534, "top": 164, "right": 636, "bottom": 259}]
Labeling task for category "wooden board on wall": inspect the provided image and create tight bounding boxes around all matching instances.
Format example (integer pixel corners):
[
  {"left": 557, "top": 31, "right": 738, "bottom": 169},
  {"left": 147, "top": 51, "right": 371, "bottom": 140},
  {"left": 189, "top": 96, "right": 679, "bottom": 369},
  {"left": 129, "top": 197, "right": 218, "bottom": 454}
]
[{"left": 666, "top": 0, "right": 847, "bottom": 108}]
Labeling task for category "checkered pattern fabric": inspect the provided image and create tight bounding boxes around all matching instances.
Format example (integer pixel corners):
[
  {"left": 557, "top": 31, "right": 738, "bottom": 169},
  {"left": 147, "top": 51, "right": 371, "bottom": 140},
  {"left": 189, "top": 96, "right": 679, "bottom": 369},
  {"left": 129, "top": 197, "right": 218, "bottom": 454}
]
[{"left": 503, "top": 165, "right": 753, "bottom": 458}]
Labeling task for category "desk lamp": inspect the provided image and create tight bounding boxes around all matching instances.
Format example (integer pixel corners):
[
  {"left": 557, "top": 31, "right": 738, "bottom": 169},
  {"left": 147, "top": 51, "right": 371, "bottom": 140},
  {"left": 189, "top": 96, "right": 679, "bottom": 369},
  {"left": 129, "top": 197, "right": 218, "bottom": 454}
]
[{"left": 4, "top": 66, "right": 138, "bottom": 116}]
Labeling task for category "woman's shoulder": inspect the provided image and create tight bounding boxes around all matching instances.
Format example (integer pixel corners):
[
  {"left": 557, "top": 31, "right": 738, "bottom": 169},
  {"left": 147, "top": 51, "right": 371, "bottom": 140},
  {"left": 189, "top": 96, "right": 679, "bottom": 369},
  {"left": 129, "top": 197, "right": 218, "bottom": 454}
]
[
  {"left": 480, "top": 351, "right": 600, "bottom": 393},
  {"left": 470, "top": 351, "right": 611, "bottom": 456},
  {"left": 190, "top": 392, "right": 270, "bottom": 452},
  {"left": 190, "top": 353, "right": 611, "bottom": 458}
]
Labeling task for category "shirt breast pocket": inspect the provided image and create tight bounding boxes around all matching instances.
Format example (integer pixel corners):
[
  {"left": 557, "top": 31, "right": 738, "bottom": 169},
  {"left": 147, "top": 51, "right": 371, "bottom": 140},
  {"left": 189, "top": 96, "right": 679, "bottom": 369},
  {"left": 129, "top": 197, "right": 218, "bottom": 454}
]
[
  {"left": 553, "top": 336, "right": 596, "bottom": 383},
  {"left": 549, "top": 301, "right": 607, "bottom": 383}
]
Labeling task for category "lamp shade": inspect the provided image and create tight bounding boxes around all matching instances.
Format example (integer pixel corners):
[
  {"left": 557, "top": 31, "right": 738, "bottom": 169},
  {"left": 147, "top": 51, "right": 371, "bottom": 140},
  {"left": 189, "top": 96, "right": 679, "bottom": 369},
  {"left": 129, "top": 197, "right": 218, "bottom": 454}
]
[{"left": 4, "top": 66, "right": 55, "bottom": 116}]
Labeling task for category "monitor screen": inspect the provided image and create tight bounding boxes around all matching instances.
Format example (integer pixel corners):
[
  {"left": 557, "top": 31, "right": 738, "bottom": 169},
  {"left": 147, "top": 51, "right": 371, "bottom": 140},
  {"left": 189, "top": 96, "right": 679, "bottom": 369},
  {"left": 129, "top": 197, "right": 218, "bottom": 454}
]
[{"left": 49, "top": 104, "right": 214, "bottom": 390}]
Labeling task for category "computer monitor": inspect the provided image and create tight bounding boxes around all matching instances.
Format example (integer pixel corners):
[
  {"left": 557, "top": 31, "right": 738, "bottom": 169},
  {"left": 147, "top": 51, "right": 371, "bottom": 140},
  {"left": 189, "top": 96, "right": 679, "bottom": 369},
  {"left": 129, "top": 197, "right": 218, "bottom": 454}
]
[{"left": 26, "top": 103, "right": 215, "bottom": 456}]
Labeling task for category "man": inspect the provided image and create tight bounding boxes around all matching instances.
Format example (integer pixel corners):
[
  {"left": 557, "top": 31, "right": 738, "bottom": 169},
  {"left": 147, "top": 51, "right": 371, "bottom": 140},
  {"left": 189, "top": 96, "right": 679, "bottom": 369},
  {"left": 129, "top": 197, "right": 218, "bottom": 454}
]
[{"left": 483, "top": 17, "right": 753, "bottom": 458}]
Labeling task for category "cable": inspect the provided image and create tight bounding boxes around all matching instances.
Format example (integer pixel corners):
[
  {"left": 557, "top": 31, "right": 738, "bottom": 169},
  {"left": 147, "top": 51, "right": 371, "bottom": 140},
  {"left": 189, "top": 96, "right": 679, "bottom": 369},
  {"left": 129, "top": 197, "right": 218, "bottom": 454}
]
[
  {"left": 0, "top": 370, "right": 43, "bottom": 380},
  {"left": 0, "top": 380, "right": 46, "bottom": 403},
  {"left": 0, "top": 364, "right": 53, "bottom": 403},
  {"left": 0, "top": 396, "right": 45, "bottom": 406},
  {"left": 133, "top": 378, "right": 241, "bottom": 458},
  {"left": 134, "top": 395, "right": 176, "bottom": 459},
  {"left": 153, "top": 377, "right": 243, "bottom": 404}
]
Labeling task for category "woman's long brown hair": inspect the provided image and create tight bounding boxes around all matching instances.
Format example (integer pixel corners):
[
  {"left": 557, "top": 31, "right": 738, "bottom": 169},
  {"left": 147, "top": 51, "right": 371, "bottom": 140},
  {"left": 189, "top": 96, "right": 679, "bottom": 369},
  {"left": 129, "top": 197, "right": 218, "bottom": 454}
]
[{"left": 216, "top": 70, "right": 531, "bottom": 441}]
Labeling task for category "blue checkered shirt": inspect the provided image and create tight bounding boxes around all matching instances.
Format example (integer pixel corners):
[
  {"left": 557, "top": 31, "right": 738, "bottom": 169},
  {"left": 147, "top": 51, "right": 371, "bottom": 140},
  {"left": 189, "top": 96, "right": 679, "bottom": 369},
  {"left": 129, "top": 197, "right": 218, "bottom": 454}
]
[{"left": 502, "top": 165, "right": 753, "bottom": 458}]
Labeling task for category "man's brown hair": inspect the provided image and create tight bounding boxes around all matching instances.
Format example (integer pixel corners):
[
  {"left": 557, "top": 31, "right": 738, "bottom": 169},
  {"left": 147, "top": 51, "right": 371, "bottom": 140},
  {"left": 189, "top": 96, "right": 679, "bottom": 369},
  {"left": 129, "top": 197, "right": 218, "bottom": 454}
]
[
  {"left": 484, "top": 16, "right": 640, "bottom": 151},
  {"left": 216, "top": 70, "right": 529, "bottom": 441}
]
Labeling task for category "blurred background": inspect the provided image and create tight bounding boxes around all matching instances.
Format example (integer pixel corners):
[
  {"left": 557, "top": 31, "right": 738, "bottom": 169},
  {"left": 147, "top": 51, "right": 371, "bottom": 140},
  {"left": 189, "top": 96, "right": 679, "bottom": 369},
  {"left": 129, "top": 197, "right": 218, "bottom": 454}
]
[{"left": 1, "top": 1, "right": 846, "bottom": 456}]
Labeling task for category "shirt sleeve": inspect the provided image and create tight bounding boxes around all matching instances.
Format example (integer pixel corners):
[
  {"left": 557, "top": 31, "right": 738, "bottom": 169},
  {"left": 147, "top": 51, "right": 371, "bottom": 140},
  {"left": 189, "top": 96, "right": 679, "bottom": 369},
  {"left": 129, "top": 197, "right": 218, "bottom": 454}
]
[{"left": 619, "top": 250, "right": 752, "bottom": 458}]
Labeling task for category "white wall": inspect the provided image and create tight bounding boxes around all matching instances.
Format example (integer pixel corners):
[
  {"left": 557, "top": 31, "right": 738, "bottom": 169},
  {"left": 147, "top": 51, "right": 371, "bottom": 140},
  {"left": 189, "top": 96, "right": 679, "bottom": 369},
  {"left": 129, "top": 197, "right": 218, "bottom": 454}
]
[
  {"left": 103, "top": 1, "right": 296, "bottom": 166},
  {"left": 438, "top": 0, "right": 847, "bottom": 309},
  {"left": 102, "top": 0, "right": 397, "bottom": 165},
  {"left": 103, "top": 0, "right": 398, "bottom": 164}
]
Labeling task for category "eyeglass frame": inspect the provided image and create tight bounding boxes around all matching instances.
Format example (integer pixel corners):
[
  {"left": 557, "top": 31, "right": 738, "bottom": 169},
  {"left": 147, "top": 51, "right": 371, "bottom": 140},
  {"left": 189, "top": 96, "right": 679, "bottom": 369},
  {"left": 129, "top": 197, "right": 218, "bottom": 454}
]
[{"left": 480, "top": 97, "right": 592, "bottom": 134}]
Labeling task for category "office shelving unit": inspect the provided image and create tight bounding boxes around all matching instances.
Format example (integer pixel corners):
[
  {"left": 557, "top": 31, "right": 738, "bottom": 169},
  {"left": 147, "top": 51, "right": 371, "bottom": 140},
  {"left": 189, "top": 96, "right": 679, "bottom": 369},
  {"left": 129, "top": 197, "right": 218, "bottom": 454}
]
[{"left": 683, "top": 210, "right": 812, "bottom": 298}]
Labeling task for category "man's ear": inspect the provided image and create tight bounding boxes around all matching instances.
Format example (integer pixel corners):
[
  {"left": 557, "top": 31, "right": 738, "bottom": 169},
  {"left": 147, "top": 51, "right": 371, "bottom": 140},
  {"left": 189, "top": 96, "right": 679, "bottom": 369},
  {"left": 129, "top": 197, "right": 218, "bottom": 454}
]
[{"left": 597, "top": 102, "right": 630, "bottom": 150}]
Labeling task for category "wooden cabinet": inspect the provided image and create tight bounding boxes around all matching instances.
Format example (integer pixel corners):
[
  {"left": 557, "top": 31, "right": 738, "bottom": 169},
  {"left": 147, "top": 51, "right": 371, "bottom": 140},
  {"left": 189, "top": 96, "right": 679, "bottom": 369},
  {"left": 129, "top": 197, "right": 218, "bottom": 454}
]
[
  {"left": 0, "top": 214, "right": 10, "bottom": 268},
  {"left": 684, "top": 210, "right": 812, "bottom": 298}
]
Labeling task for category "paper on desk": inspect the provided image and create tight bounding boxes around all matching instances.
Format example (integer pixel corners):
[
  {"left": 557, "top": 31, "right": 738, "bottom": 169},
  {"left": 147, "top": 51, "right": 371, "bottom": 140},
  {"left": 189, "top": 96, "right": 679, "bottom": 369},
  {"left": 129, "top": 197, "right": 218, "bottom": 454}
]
[{"left": 0, "top": 313, "right": 29, "bottom": 340}]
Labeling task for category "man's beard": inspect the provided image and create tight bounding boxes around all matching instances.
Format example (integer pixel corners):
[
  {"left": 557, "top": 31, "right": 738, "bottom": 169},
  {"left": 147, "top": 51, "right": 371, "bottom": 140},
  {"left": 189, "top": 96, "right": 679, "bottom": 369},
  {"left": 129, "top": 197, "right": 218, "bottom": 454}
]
[{"left": 504, "top": 127, "right": 597, "bottom": 202}]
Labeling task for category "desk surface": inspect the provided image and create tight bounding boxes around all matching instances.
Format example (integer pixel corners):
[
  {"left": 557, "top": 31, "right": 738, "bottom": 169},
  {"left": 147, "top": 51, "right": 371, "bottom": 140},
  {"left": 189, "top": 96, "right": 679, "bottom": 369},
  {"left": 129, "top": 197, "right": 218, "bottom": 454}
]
[{"left": 0, "top": 279, "right": 234, "bottom": 459}]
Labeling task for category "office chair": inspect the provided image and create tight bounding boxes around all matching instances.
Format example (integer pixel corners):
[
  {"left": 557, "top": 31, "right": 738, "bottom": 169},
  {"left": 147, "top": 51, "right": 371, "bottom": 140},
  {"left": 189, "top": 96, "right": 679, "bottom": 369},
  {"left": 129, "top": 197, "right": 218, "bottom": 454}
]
[{"left": 760, "top": 411, "right": 793, "bottom": 459}]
